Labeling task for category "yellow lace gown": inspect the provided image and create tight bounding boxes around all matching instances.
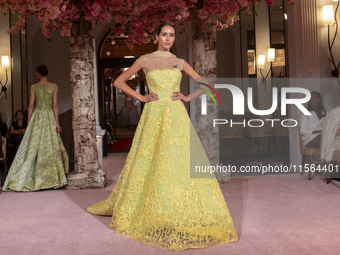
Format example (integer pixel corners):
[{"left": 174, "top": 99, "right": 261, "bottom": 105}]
[{"left": 87, "top": 52, "right": 238, "bottom": 250}]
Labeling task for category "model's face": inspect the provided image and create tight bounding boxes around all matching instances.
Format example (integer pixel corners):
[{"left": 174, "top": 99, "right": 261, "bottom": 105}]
[
  {"left": 309, "top": 93, "right": 320, "bottom": 107},
  {"left": 36, "top": 72, "right": 41, "bottom": 80},
  {"left": 156, "top": 26, "right": 175, "bottom": 50},
  {"left": 16, "top": 112, "right": 23, "bottom": 120}
]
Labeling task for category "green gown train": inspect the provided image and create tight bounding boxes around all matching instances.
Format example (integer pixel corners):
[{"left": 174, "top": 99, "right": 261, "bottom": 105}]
[
  {"left": 3, "top": 83, "right": 68, "bottom": 192},
  {"left": 87, "top": 51, "right": 238, "bottom": 250}
]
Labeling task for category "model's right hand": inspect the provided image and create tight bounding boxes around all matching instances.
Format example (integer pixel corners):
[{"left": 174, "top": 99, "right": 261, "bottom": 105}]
[{"left": 141, "top": 93, "right": 159, "bottom": 103}]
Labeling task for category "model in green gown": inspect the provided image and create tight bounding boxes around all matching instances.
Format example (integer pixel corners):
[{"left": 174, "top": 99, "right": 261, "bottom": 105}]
[{"left": 3, "top": 77, "right": 68, "bottom": 191}]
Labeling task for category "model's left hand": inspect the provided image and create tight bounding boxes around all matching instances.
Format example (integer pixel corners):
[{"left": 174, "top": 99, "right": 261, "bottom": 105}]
[
  {"left": 171, "top": 91, "right": 190, "bottom": 102},
  {"left": 56, "top": 124, "right": 62, "bottom": 133}
]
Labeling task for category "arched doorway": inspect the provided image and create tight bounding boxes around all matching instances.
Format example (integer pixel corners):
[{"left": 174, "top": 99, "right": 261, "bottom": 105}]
[{"left": 97, "top": 32, "right": 158, "bottom": 155}]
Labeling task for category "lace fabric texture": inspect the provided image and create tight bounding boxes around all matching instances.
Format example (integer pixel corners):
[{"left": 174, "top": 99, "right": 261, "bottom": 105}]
[
  {"left": 87, "top": 53, "right": 238, "bottom": 250},
  {"left": 32, "top": 83, "right": 59, "bottom": 110},
  {"left": 3, "top": 83, "right": 68, "bottom": 191}
]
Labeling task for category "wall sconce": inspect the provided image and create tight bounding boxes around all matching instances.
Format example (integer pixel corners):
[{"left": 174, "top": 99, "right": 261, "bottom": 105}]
[
  {"left": 324, "top": 1, "right": 340, "bottom": 85},
  {"left": 257, "top": 48, "right": 275, "bottom": 91},
  {"left": 268, "top": 48, "right": 275, "bottom": 62},
  {"left": 258, "top": 55, "right": 265, "bottom": 69},
  {"left": 0, "top": 55, "right": 9, "bottom": 99},
  {"left": 323, "top": 5, "right": 334, "bottom": 26}
]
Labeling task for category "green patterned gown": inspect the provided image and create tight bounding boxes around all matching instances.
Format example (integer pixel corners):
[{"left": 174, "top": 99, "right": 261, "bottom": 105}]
[{"left": 3, "top": 83, "right": 69, "bottom": 192}]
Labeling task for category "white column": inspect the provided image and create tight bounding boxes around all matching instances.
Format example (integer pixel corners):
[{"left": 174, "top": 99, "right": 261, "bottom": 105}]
[
  {"left": 93, "top": 38, "right": 106, "bottom": 170},
  {"left": 301, "top": 0, "right": 320, "bottom": 79},
  {"left": 286, "top": 0, "right": 320, "bottom": 166}
]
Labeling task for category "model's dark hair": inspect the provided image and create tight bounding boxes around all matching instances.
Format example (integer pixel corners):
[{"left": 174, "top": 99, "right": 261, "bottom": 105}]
[
  {"left": 15, "top": 110, "right": 24, "bottom": 119},
  {"left": 36, "top": 65, "right": 49, "bottom": 76},
  {"left": 308, "top": 91, "right": 326, "bottom": 118},
  {"left": 157, "top": 23, "right": 175, "bottom": 35}
]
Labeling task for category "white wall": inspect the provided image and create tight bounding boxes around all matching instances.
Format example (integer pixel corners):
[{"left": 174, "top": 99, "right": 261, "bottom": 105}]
[
  {"left": 286, "top": 0, "right": 340, "bottom": 112},
  {"left": 318, "top": 0, "right": 340, "bottom": 110},
  {"left": 285, "top": 0, "right": 340, "bottom": 166},
  {"left": 0, "top": 13, "right": 12, "bottom": 126},
  {"left": 319, "top": 0, "right": 340, "bottom": 78}
]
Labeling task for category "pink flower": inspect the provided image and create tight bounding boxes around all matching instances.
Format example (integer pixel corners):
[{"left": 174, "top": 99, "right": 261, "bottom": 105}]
[
  {"left": 60, "top": 24, "right": 71, "bottom": 37},
  {"left": 143, "top": 37, "right": 151, "bottom": 44},
  {"left": 90, "top": 2, "right": 101, "bottom": 16},
  {"left": 111, "top": 25, "right": 124, "bottom": 35},
  {"left": 0, "top": 0, "right": 294, "bottom": 49},
  {"left": 216, "top": 20, "right": 223, "bottom": 30},
  {"left": 198, "top": 9, "right": 208, "bottom": 19},
  {"left": 265, "top": 0, "right": 275, "bottom": 6}
]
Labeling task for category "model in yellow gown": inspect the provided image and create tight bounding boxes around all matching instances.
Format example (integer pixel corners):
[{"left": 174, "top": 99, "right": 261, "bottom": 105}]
[{"left": 87, "top": 50, "right": 238, "bottom": 250}]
